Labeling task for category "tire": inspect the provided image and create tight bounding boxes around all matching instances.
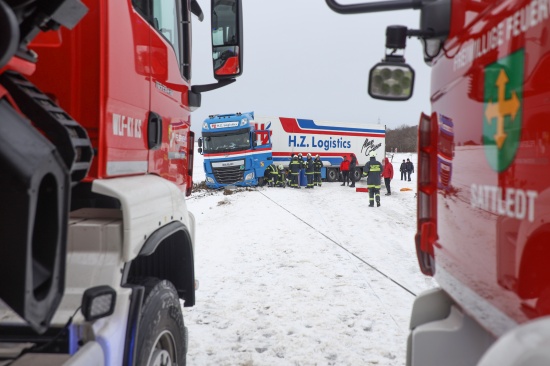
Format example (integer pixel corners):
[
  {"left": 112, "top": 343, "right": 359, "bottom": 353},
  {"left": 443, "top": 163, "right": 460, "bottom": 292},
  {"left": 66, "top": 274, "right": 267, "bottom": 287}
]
[
  {"left": 326, "top": 168, "right": 338, "bottom": 182},
  {"left": 136, "top": 278, "right": 188, "bottom": 366},
  {"left": 351, "top": 168, "right": 362, "bottom": 182}
]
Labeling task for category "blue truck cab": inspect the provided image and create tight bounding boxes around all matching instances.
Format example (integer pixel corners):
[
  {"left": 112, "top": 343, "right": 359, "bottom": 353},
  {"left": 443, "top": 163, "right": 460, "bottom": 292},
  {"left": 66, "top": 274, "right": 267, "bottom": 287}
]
[{"left": 197, "top": 112, "right": 273, "bottom": 188}]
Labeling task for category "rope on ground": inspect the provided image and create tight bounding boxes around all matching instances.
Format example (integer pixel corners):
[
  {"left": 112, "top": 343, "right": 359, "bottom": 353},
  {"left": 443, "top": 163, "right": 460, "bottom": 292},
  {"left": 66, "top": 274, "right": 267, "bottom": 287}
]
[{"left": 258, "top": 190, "right": 417, "bottom": 298}]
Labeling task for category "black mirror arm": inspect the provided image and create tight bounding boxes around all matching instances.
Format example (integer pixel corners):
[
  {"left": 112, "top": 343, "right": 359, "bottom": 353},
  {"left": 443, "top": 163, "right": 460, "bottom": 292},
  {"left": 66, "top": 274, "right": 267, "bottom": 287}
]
[
  {"left": 325, "top": 0, "right": 422, "bottom": 14},
  {"left": 191, "top": 79, "right": 236, "bottom": 94},
  {"left": 191, "top": 0, "right": 204, "bottom": 21},
  {"left": 188, "top": 79, "right": 236, "bottom": 110}
]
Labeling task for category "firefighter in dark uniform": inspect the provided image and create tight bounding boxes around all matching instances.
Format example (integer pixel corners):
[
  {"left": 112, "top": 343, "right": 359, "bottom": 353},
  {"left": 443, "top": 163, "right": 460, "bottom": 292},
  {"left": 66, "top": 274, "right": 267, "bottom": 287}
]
[
  {"left": 297, "top": 153, "right": 304, "bottom": 186},
  {"left": 264, "top": 163, "right": 277, "bottom": 187},
  {"left": 363, "top": 152, "right": 382, "bottom": 207},
  {"left": 313, "top": 154, "right": 322, "bottom": 187},
  {"left": 276, "top": 164, "right": 286, "bottom": 187},
  {"left": 289, "top": 155, "right": 301, "bottom": 188},
  {"left": 305, "top": 153, "right": 315, "bottom": 189}
]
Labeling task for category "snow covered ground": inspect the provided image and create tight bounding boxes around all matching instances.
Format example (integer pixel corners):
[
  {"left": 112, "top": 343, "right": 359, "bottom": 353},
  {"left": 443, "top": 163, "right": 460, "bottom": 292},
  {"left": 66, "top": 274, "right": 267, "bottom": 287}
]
[{"left": 185, "top": 150, "right": 437, "bottom": 366}]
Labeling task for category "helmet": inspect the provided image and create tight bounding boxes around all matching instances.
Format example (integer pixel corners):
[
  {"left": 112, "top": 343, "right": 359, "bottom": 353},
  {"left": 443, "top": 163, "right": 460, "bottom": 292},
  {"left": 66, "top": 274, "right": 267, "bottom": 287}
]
[
  {"left": 307, "top": 153, "right": 311, "bottom": 157},
  {"left": 293, "top": 154, "right": 297, "bottom": 159},
  {"left": 315, "top": 154, "right": 319, "bottom": 158},
  {"left": 369, "top": 152, "right": 376, "bottom": 157},
  {"left": 278, "top": 164, "right": 284, "bottom": 170},
  {"left": 298, "top": 153, "right": 302, "bottom": 156}
]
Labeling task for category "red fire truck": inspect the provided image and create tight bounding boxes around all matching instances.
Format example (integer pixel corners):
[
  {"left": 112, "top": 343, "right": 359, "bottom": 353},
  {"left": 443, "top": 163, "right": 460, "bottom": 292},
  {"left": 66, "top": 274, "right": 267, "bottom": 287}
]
[
  {"left": 0, "top": 0, "right": 242, "bottom": 364},
  {"left": 327, "top": 0, "right": 550, "bottom": 364}
]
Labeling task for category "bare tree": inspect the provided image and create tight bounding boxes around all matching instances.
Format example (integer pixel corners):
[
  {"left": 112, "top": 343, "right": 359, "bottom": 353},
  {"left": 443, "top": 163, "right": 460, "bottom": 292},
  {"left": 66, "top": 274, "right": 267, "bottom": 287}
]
[{"left": 385, "top": 125, "right": 417, "bottom": 153}]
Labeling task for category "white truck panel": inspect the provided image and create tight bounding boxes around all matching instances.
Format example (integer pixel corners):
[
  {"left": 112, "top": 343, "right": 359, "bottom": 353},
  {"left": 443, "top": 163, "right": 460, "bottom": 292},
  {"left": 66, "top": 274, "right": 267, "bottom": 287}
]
[
  {"left": 92, "top": 175, "right": 195, "bottom": 262},
  {"left": 253, "top": 116, "right": 385, "bottom": 168}
]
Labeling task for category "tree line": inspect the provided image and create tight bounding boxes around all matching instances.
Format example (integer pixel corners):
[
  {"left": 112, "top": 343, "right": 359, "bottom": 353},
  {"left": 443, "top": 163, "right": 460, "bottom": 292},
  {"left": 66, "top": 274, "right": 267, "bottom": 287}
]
[{"left": 385, "top": 124, "right": 417, "bottom": 153}]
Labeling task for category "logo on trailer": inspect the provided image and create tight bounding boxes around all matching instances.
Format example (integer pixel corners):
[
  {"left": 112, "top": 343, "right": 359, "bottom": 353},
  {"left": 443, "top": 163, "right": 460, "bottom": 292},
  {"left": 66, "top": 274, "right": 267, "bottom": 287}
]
[
  {"left": 255, "top": 122, "right": 271, "bottom": 145},
  {"left": 483, "top": 50, "right": 523, "bottom": 172}
]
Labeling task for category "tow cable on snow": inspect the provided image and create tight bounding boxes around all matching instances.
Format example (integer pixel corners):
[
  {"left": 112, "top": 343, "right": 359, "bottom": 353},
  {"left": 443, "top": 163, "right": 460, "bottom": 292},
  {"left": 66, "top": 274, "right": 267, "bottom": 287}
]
[{"left": 259, "top": 190, "right": 417, "bottom": 297}]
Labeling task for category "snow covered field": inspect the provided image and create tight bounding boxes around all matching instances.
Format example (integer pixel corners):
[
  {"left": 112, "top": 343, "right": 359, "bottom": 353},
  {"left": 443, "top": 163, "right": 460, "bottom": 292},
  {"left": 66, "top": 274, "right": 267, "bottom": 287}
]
[{"left": 185, "top": 150, "right": 437, "bottom": 365}]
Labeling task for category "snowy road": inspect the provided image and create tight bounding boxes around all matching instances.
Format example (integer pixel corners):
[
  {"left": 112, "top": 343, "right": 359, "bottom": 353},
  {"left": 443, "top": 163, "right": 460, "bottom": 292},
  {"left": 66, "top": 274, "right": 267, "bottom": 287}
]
[{"left": 185, "top": 154, "right": 437, "bottom": 365}]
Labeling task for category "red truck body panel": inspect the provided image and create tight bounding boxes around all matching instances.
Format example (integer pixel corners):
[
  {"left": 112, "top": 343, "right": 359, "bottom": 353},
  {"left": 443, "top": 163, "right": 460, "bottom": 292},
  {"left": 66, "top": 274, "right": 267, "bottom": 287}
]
[
  {"left": 430, "top": 0, "right": 550, "bottom": 336},
  {"left": 29, "top": 0, "right": 192, "bottom": 191}
]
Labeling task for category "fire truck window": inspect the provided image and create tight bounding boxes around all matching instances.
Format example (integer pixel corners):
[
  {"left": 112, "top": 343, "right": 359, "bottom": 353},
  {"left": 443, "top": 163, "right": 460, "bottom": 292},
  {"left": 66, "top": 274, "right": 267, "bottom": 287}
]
[{"left": 152, "top": 0, "right": 181, "bottom": 66}]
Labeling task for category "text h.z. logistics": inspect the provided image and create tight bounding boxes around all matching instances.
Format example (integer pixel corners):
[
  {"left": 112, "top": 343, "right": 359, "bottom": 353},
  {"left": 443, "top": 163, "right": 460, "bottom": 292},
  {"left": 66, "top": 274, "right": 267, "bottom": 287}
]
[{"left": 288, "top": 135, "right": 351, "bottom": 151}]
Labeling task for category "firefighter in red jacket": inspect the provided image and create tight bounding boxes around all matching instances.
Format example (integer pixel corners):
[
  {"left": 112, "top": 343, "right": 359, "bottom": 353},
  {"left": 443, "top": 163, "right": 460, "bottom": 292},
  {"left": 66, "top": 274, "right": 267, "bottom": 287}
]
[{"left": 381, "top": 157, "right": 394, "bottom": 195}]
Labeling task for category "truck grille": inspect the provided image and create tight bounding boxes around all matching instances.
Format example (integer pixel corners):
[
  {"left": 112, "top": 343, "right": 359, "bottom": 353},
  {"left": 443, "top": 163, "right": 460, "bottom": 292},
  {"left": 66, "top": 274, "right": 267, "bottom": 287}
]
[{"left": 213, "top": 166, "right": 244, "bottom": 184}]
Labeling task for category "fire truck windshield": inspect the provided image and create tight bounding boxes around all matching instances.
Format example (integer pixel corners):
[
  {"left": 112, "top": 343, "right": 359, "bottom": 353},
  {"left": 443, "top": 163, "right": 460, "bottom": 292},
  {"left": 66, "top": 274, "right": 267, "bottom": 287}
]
[{"left": 202, "top": 130, "right": 250, "bottom": 153}]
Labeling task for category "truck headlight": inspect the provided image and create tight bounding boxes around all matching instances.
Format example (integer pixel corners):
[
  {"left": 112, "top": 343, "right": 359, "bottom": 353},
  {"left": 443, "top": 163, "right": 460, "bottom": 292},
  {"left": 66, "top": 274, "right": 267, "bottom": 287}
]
[
  {"left": 245, "top": 172, "right": 254, "bottom": 180},
  {"left": 206, "top": 177, "right": 214, "bottom": 183}
]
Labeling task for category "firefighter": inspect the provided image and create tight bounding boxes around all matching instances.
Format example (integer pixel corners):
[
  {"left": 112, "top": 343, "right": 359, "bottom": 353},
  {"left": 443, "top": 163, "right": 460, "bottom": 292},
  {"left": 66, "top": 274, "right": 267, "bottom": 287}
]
[
  {"left": 276, "top": 164, "right": 286, "bottom": 187},
  {"left": 313, "top": 154, "right": 322, "bottom": 187},
  {"left": 269, "top": 163, "right": 280, "bottom": 187},
  {"left": 264, "top": 163, "right": 276, "bottom": 187},
  {"left": 363, "top": 152, "right": 382, "bottom": 207},
  {"left": 305, "top": 153, "right": 315, "bottom": 189},
  {"left": 297, "top": 152, "right": 304, "bottom": 186},
  {"left": 289, "top": 155, "right": 301, "bottom": 188}
]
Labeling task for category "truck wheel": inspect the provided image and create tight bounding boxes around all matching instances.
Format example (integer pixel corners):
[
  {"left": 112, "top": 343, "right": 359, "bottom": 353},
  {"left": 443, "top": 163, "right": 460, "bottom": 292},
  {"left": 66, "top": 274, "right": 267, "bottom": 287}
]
[
  {"left": 136, "top": 278, "right": 187, "bottom": 366},
  {"left": 352, "top": 168, "right": 362, "bottom": 181},
  {"left": 326, "top": 169, "right": 338, "bottom": 182}
]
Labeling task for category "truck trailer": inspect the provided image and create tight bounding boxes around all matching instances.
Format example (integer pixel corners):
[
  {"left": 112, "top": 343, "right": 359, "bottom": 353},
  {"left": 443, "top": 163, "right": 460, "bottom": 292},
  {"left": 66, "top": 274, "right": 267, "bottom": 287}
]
[
  {"left": 0, "top": 0, "right": 243, "bottom": 365},
  {"left": 256, "top": 115, "right": 386, "bottom": 182},
  {"left": 198, "top": 112, "right": 386, "bottom": 188},
  {"left": 326, "top": 0, "right": 550, "bottom": 364}
]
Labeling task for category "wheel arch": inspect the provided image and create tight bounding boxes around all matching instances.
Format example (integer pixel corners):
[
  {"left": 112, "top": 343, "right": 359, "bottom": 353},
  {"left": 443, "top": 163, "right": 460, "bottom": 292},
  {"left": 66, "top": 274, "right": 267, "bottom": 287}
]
[{"left": 123, "top": 221, "right": 195, "bottom": 307}]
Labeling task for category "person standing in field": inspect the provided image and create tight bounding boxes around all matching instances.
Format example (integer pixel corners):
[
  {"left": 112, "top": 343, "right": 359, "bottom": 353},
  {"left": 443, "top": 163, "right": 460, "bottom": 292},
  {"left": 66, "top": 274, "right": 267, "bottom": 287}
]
[
  {"left": 289, "top": 155, "right": 301, "bottom": 188},
  {"left": 400, "top": 159, "right": 407, "bottom": 180},
  {"left": 406, "top": 158, "right": 414, "bottom": 181},
  {"left": 340, "top": 155, "right": 350, "bottom": 186},
  {"left": 305, "top": 153, "right": 315, "bottom": 189},
  {"left": 382, "top": 157, "right": 394, "bottom": 196},
  {"left": 363, "top": 152, "right": 382, "bottom": 207},
  {"left": 313, "top": 154, "right": 323, "bottom": 187}
]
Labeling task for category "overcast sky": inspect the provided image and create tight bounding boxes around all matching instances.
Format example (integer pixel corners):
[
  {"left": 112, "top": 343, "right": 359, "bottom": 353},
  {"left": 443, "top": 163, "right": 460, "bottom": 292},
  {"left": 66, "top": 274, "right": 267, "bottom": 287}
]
[{"left": 190, "top": 0, "right": 432, "bottom": 134}]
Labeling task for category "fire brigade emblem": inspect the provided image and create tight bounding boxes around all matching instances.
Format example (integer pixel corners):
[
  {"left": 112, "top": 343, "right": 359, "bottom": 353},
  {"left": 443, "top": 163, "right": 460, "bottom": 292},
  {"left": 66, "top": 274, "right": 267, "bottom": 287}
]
[{"left": 483, "top": 50, "right": 523, "bottom": 172}]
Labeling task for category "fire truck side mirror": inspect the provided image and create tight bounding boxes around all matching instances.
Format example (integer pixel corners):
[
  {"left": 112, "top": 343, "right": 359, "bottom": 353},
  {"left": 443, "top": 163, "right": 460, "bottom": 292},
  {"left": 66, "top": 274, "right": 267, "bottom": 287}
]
[
  {"left": 368, "top": 61, "right": 415, "bottom": 101},
  {"left": 211, "top": 0, "right": 243, "bottom": 80}
]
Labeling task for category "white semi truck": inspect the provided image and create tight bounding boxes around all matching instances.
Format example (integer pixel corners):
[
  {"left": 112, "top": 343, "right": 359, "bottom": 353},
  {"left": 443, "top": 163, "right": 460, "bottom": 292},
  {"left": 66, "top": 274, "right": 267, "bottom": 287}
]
[{"left": 253, "top": 116, "right": 386, "bottom": 182}]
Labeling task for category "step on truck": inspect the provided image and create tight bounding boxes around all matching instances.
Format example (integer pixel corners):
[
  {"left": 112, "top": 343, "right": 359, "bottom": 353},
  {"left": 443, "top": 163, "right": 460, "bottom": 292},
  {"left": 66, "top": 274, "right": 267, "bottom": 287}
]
[
  {"left": 197, "top": 112, "right": 386, "bottom": 187},
  {"left": 327, "top": 0, "right": 550, "bottom": 364},
  {"left": 0, "top": 0, "right": 243, "bottom": 365}
]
